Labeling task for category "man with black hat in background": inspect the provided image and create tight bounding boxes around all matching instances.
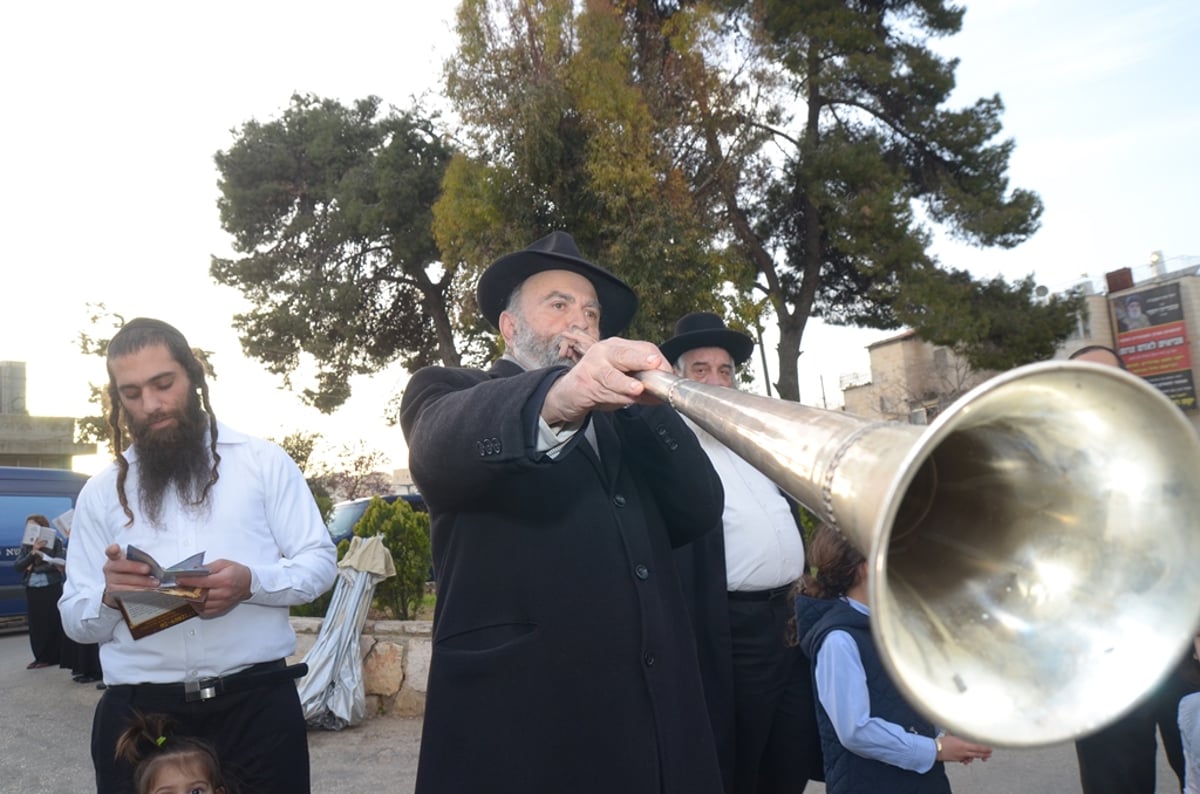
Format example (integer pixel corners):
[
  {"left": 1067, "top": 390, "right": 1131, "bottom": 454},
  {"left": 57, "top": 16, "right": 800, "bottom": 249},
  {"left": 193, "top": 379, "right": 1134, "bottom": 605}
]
[
  {"left": 663, "top": 312, "right": 823, "bottom": 794},
  {"left": 400, "top": 232, "right": 726, "bottom": 794}
]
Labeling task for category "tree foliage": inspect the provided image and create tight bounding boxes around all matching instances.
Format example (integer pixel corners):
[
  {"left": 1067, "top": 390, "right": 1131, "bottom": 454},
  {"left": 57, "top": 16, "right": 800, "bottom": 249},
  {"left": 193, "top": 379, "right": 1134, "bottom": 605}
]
[
  {"left": 440, "top": 0, "right": 1078, "bottom": 397},
  {"left": 76, "top": 303, "right": 125, "bottom": 449},
  {"left": 212, "top": 94, "right": 457, "bottom": 412},
  {"left": 899, "top": 269, "right": 1083, "bottom": 372},
  {"left": 690, "top": 0, "right": 1074, "bottom": 395},
  {"left": 315, "top": 442, "right": 393, "bottom": 502},
  {"left": 208, "top": 2, "right": 1081, "bottom": 405},
  {"left": 435, "top": 0, "right": 731, "bottom": 349}
]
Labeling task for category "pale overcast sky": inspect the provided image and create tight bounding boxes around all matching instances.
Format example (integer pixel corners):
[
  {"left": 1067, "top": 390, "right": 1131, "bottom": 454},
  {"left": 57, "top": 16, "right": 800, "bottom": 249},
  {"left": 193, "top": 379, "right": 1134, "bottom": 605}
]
[{"left": 2, "top": 0, "right": 1197, "bottom": 473}]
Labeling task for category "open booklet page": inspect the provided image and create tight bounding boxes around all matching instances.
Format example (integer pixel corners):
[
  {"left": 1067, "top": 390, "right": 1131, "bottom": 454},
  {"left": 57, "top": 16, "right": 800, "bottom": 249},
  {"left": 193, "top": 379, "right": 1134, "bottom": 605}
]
[
  {"left": 21, "top": 521, "right": 58, "bottom": 547},
  {"left": 125, "top": 545, "right": 209, "bottom": 587}
]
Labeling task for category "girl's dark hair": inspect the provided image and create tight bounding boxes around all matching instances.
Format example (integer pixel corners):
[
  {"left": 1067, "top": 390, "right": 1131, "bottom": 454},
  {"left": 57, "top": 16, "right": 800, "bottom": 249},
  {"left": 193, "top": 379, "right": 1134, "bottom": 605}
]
[
  {"left": 114, "top": 711, "right": 228, "bottom": 794},
  {"left": 799, "top": 524, "right": 866, "bottom": 600},
  {"left": 25, "top": 514, "right": 50, "bottom": 528},
  {"left": 786, "top": 524, "right": 867, "bottom": 646},
  {"left": 105, "top": 317, "right": 221, "bottom": 525}
]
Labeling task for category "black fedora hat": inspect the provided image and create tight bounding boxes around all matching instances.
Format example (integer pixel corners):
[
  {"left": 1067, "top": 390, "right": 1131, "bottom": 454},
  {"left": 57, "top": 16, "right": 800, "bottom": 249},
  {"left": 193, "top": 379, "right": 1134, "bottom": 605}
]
[
  {"left": 476, "top": 231, "right": 638, "bottom": 338},
  {"left": 660, "top": 312, "right": 754, "bottom": 366}
]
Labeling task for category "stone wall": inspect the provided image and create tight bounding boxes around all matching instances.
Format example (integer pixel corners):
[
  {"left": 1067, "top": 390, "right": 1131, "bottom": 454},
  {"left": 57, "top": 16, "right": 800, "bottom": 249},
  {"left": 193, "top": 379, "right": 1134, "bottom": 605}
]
[{"left": 289, "top": 617, "right": 432, "bottom": 719}]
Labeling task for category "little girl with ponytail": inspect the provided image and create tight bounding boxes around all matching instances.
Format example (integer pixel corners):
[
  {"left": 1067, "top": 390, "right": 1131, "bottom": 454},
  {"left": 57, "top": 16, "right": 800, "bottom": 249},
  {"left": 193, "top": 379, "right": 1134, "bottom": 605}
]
[{"left": 114, "top": 711, "right": 230, "bottom": 794}]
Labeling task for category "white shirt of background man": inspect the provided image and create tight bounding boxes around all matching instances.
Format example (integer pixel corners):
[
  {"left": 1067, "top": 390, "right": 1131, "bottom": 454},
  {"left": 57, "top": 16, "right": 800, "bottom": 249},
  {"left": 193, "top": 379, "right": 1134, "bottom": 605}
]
[{"left": 684, "top": 418, "right": 806, "bottom": 591}]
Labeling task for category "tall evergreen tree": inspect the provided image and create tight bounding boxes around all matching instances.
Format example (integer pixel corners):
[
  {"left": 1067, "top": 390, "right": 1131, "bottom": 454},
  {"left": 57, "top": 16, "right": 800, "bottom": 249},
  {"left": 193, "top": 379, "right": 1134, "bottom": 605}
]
[
  {"left": 212, "top": 94, "right": 456, "bottom": 412},
  {"left": 697, "top": 0, "right": 1079, "bottom": 397}
]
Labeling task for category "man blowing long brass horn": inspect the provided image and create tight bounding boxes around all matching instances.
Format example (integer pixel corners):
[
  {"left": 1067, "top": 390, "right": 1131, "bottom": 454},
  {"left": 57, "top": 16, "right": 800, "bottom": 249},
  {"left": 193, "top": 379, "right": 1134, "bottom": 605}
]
[{"left": 635, "top": 353, "right": 1200, "bottom": 749}]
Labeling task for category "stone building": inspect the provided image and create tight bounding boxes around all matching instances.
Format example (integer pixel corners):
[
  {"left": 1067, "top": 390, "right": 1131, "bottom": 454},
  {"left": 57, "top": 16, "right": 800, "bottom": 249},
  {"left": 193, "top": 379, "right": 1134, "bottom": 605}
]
[
  {"left": 840, "top": 332, "right": 994, "bottom": 424},
  {"left": 0, "top": 361, "right": 96, "bottom": 468}
]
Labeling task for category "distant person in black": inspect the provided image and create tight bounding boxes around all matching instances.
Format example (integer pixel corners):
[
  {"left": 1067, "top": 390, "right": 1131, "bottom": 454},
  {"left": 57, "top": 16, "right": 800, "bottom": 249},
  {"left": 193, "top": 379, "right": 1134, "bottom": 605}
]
[
  {"left": 1070, "top": 344, "right": 1194, "bottom": 793},
  {"left": 13, "top": 513, "right": 65, "bottom": 669}
]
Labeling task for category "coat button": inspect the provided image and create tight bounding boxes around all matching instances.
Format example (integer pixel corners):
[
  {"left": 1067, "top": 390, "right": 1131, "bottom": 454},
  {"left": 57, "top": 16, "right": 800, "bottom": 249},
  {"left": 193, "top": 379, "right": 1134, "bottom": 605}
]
[
  {"left": 643, "top": 651, "right": 655, "bottom": 667},
  {"left": 634, "top": 564, "right": 649, "bottom": 580},
  {"left": 613, "top": 494, "right": 626, "bottom": 508}
]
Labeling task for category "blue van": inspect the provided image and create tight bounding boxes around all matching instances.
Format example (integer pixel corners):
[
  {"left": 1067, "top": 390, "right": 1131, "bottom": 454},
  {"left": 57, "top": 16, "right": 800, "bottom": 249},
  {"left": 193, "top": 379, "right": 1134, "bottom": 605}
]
[{"left": 0, "top": 466, "right": 90, "bottom": 625}]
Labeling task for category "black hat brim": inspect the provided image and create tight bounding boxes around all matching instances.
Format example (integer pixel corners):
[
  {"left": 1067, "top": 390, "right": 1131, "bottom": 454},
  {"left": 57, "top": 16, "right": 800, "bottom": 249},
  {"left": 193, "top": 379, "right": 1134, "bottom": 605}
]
[
  {"left": 477, "top": 250, "right": 638, "bottom": 338},
  {"left": 660, "top": 328, "right": 754, "bottom": 366}
]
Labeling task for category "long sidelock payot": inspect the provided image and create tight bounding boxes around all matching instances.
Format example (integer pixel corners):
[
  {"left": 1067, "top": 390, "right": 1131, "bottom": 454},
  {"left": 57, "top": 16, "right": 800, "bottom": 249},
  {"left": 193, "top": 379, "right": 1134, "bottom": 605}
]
[{"left": 636, "top": 362, "right": 1200, "bottom": 748}]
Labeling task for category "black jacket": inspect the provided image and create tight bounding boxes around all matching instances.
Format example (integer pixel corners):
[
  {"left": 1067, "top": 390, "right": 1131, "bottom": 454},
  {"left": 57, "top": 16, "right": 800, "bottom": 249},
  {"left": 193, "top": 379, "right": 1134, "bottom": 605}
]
[
  {"left": 401, "top": 359, "right": 726, "bottom": 794},
  {"left": 14, "top": 539, "right": 65, "bottom": 587}
]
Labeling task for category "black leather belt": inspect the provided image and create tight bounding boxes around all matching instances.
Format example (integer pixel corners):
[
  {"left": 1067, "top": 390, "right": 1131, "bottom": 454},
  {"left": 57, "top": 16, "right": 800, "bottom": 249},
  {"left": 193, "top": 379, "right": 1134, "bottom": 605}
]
[
  {"left": 110, "top": 659, "right": 307, "bottom": 703},
  {"left": 727, "top": 584, "right": 792, "bottom": 602}
]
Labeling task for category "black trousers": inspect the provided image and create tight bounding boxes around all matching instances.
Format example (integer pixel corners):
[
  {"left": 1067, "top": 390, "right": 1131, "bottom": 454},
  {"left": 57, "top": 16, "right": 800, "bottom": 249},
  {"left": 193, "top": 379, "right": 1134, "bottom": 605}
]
[
  {"left": 1075, "top": 666, "right": 1191, "bottom": 794},
  {"left": 61, "top": 635, "right": 103, "bottom": 678},
  {"left": 92, "top": 665, "right": 310, "bottom": 794},
  {"left": 26, "top": 582, "right": 64, "bottom": 665},
  {"left": 728, "top": 593, "right": 823, "bottom": 794}
]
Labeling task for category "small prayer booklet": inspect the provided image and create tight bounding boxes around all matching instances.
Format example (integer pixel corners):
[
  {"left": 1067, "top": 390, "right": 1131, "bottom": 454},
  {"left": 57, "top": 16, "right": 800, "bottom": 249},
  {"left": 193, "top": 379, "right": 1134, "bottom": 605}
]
[
  {"left": 51, "top": 509, "right": 74, "bottom": 537},
  {"left": 125, "top": 545, "right": 210, "bottom": 586},
  {"left": 20, "top": 520, "right": 58, "bottom": 548},
  {"left": 114, "top": 546, "right": 211, "bottom": 640}
]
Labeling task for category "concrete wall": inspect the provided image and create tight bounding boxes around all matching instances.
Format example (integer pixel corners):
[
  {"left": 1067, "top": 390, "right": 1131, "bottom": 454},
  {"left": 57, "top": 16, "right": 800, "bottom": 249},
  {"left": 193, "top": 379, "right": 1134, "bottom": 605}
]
[{"left": 0, "top": 414, "right": 97, "bottom": 468}]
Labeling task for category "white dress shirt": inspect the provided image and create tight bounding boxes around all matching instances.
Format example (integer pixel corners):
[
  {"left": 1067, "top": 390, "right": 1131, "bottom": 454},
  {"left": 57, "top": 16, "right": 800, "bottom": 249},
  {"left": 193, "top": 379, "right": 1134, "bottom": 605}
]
[
  {"left": 59, "top": 422, "right": 337, "bottom": 685},
  {"left": 683, "top": 417, "right": 805, "bottom": 591}
]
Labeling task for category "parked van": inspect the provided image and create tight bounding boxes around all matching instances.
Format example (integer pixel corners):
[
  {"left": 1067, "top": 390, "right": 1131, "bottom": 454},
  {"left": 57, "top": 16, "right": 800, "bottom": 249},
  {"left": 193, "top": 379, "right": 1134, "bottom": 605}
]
[{"left": 0, "top": 466, "right": 90, "bottom": 626}]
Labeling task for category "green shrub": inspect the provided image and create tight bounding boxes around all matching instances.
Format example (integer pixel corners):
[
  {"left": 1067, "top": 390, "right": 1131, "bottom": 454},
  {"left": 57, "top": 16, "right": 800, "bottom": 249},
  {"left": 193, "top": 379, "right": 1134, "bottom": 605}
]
[
  {"left": 354, "top": 496, "right": 432, "bottom": 620},
  {"left": 290, "top": 496, "right": 433, "bottom": 620}
]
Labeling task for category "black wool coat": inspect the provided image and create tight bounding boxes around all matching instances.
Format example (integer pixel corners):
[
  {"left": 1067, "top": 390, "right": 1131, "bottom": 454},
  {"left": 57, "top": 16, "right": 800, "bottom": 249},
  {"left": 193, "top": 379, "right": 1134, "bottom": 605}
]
[{"left": 400, "top": 359, "right": 727, "bottom": 794}]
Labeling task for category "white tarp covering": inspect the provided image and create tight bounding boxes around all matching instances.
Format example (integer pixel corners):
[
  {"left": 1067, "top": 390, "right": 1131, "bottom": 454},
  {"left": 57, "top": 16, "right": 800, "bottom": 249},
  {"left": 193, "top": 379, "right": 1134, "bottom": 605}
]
[{"left": 297, "top": 534, "right": 396, "bottom": 730}]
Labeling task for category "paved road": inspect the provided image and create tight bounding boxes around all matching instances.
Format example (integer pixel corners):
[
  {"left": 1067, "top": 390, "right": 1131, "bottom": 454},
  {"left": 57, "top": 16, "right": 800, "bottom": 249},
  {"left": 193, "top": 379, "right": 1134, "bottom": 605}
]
[
  {"left": 0, "top": 631, "right": 419, "bottom": 793},
  {"left": 0, "top": 631, "right": 1179, "bottom": 793}
]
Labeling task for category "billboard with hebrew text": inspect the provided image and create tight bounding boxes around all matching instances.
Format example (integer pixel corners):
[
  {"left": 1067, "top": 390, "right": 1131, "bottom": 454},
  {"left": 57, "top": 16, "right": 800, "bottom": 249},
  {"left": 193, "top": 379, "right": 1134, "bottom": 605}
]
[{"left": 1111, "top": 282, "right": 1196, "bottom": 410}]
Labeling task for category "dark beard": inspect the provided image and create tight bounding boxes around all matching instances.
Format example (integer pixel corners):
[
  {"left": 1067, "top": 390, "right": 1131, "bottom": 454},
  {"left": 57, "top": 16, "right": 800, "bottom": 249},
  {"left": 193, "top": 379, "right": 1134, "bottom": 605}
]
[{"left": 129, "top": 392, "right": 213, "bottom": 528}]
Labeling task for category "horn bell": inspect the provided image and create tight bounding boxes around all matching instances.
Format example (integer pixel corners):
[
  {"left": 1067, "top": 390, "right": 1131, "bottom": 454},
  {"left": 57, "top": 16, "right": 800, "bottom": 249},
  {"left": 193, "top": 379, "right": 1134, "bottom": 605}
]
[{"left": 637, "top": 361, "right": 1200, "bottom": 747}]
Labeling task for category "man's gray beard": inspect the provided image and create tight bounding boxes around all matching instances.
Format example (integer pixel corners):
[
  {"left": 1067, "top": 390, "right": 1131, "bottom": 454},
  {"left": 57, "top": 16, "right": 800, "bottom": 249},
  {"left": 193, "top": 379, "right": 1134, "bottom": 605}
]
[{"left": 510, "top": 320, "right": 575, "bottom": 370}]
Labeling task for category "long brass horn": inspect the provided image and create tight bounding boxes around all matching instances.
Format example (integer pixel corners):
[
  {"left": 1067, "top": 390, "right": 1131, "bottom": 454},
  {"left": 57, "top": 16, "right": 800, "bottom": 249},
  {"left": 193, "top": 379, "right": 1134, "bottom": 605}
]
[{"left": 637, "top": 361, "right": 1200, "bottom": 747}]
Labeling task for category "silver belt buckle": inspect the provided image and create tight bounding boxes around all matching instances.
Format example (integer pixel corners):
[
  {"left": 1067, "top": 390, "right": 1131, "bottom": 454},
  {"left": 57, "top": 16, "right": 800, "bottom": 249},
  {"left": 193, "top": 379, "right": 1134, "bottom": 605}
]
[{"left": 184, "top": 677, "right": 219, "bottom": 702}]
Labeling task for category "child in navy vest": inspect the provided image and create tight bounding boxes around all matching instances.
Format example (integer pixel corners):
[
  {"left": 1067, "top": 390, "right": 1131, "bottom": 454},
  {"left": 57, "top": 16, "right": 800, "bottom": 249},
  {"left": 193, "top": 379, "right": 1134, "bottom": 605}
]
[{"left": 795, "top": 525, "right": 992, "bottom": 793}]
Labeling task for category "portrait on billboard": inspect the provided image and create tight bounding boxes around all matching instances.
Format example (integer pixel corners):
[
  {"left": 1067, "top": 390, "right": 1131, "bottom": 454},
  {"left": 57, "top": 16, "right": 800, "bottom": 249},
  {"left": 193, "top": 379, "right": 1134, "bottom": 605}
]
[{"left": 1117, "top": 295, "right": 1152, "bottom": 331}]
